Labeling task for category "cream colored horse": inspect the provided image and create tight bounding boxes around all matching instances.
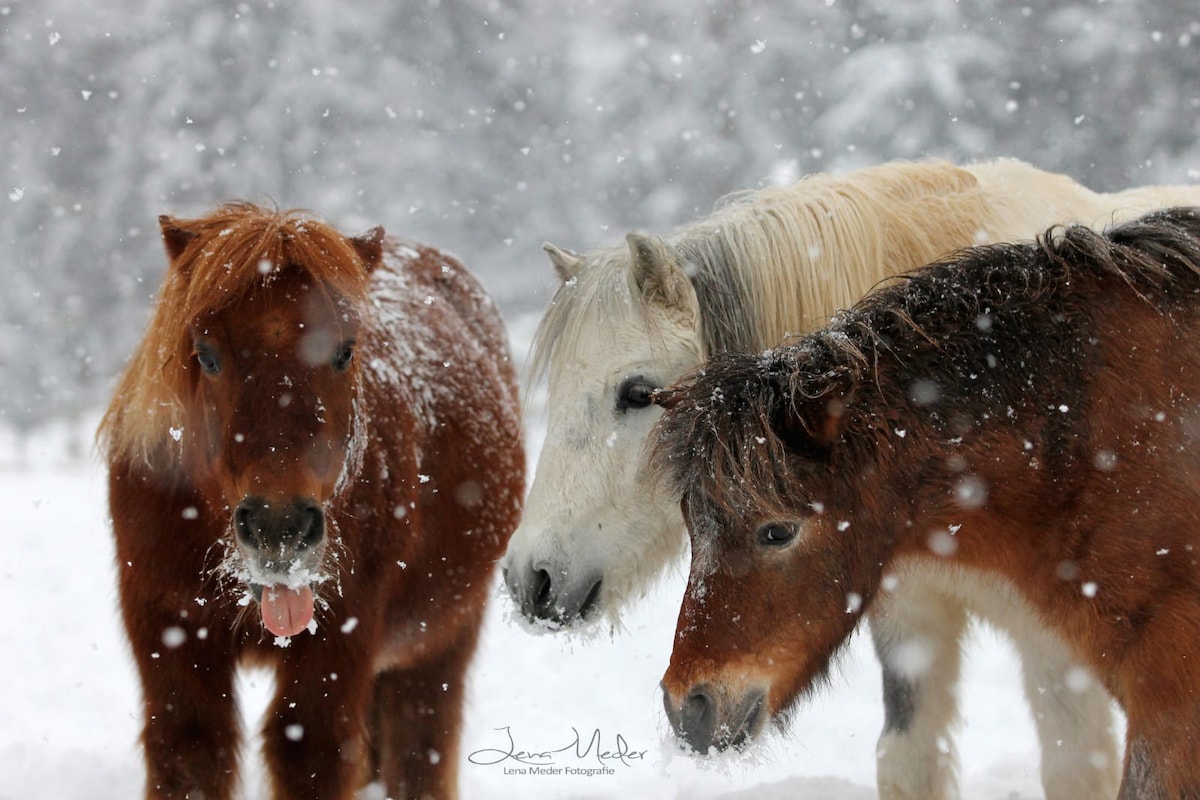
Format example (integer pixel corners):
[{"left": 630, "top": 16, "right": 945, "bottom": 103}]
[{"left": 502, "top": 158, "right": 1200, "bottom": 800}]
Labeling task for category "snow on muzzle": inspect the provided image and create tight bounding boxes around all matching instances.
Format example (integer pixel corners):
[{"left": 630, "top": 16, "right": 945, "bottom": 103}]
[{"left": 234, "top": 496, "right": 325, "bottom": 637}]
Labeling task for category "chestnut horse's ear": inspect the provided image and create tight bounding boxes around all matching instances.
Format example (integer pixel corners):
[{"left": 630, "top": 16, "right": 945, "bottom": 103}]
[
  {"left": 159, "top": 215, "right": 198, "bottom": 264},
  {"left": 349, "top": 226, "right": 385, "bottom": 274},
  {"left": 543, "top": 241, "right": 582, "bottom": 283},
  {"left": 626, "top": 231, "right": 697, "bottom": 315}
]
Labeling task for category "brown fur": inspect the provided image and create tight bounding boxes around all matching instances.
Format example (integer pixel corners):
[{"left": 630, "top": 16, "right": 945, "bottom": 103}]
[
  {"left": 652, "top": 208, "right": 1200, "bottom": 796},
  {"left": 99, "top": 203, "right": 524, "bottom": 799}
]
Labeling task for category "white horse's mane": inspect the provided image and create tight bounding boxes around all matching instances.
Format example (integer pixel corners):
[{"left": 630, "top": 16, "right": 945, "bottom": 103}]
[{"left": 530, "top": 159, "right": 1004, "bottom": 381}]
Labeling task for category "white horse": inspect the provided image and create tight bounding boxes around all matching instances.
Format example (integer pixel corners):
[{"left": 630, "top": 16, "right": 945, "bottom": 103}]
[{"left": 502, "top": 158, "right": 1200, "bottom": 800}]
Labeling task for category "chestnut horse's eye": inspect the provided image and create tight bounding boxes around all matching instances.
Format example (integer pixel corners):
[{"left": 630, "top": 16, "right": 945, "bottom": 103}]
[
  {"left": 756, "top": 522, "right": 799, "bottom": 548},
  {"left": 332, "top": 341, "right": 356, "bottom": 373},
  {"left": 194, "top": 343, "right": 221, "bottom": 376},
  {"left": 617, "top": 376, "right": 658, "bottom": 412}
]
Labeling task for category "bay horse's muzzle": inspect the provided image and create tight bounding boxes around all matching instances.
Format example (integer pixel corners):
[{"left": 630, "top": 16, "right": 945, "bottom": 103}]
[
  {"left": 234, "top": 496, "right": 325, "bottom": 561},
  {"left": 662, "top": 682, "right": 766, "bottom": 754}
]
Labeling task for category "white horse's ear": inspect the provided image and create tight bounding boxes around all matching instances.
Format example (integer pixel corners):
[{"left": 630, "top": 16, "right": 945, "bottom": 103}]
[
  {"left": 626, "top": 231, "right": 694, "bottom": 313},
  {"left": 543, "top": 241, "right": 582, "bottom": 282}
]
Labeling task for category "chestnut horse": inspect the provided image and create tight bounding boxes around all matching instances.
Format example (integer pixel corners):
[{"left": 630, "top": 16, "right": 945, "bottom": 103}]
[
  {"left": 652, "top": 208, "right": 1200, "bottom": 799},
  {"left": 98, "top": 203, "right": 524, "bottom": 800}
]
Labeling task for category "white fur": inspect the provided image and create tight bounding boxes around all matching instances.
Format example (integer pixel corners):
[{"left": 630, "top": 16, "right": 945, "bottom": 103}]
[{"left": 874, "top": 559, "right": 1122, "bottom": 800}]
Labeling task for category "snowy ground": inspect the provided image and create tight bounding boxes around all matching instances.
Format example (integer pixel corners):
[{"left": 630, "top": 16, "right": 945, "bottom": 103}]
[{"left": 0, "top": 312, "right": 1067, "bottom": 800}]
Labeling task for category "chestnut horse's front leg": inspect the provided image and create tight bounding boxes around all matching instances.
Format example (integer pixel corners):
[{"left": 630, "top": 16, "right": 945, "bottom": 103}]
[
  {"left": 126, "top": 604, "right": 241, "bottom": 800},
  {"left": 368, "top": 616, "right": 483, "bottom": 800},
  {"left": 262, "top": 638, "right": 376, "bottom": 800}
]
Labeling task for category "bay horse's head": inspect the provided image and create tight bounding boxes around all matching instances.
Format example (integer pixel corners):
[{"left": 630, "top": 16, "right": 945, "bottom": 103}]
[
  {"left": 650, "top": 342, "right": 876, "bottom": 753},
  {"left": 155, "top": 203, "right": 383, "bottom": 637}
]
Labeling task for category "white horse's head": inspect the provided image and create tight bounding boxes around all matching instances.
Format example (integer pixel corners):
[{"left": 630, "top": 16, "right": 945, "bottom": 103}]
[{"left": 502, "top": 232, "right": 704, "bottom": 626}]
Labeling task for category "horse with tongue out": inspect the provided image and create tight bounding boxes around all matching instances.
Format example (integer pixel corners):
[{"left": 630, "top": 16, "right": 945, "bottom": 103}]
[{"left": 99, "top": 203, "right": 524, "bottom": 800}]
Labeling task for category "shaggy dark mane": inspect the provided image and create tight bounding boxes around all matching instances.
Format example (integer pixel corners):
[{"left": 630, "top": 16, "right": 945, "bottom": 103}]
[{"left": 653, "top": 207, "right": 1200, "bottom": 520}]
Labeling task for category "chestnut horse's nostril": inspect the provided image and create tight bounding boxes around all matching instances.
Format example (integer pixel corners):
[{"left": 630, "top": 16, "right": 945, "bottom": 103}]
[
  {"left": 235, "top": 499, "right": 263, "bottom": 547},
  {"left": 294, "top": 501, "right": 324, "bottom": 549},
  {"left": 234, "top": 497, "right": 324, "bottom": 553}
]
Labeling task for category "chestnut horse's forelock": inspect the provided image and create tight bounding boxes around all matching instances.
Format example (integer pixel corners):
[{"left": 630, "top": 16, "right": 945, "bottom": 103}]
[{"left": 98, "top": 203, "right": 373, "bottom": 470}]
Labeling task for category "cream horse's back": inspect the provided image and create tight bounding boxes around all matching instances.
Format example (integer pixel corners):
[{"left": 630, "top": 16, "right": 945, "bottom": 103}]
[{"left": 503, "top": 158, "right": 1200, "bottom": 800}]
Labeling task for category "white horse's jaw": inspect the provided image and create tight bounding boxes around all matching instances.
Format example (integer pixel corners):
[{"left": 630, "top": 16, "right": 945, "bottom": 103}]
[{"left": 501, "top": 435, "right": 688, "bottom": 627}]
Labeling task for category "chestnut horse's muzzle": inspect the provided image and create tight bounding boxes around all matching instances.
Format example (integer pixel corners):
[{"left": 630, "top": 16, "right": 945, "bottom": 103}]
[
  {"left": 234, "top": 496, "right": 325, "bottom": 567},
  {"left": 662, "top": 682, "right": 766, "bottom": 754}
]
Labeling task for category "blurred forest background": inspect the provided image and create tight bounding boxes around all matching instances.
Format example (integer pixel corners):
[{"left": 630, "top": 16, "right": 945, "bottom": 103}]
[{"left": 2, "top": 0, "right": 1199, "bottom": 440}]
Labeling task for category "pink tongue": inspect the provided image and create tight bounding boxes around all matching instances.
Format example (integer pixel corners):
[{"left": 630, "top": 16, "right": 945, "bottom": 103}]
[{"left": 260, "top": 584, "right": 315, "bottom": 637}]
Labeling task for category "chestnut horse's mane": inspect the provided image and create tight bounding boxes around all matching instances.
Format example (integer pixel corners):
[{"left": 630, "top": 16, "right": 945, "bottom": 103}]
[
  {"left": 653, "top": 207, "right": 1200, "bottom": 521},
  {"left": 98, "top": 202, "right": 373, "bottom": 469}
]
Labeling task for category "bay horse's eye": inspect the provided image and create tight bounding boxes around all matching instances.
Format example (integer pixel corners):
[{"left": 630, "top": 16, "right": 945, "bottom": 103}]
[
  {"left": 332, "top": 341, "right": 356, "bottom": 373},
  {"left": 194, "top": 343, "right": 221, "bottom": 376},
  {"left": 617, "top": 376, "right": 658, "bottom": 412},
  {"left": 756, "top": 522, "right": 799, "bottom": 548}
]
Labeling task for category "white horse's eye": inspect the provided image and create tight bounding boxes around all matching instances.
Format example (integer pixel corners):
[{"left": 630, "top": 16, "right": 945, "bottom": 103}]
[{"left": 617, "top": 376, "right": 658, "bottom": 412}]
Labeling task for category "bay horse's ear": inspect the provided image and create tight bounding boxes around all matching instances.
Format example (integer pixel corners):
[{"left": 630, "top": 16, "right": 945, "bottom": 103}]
[
  {"left": 349, "top": 226, "right": 385, "bottom": 274},
  {"left": 626, "top": 231, "right": 696, "bottom": 314},
  {"left": 774, "top": 370, "right": 855, "bottom": 462},
  {"left": 159, "top": 215, "right": 198, "bottom": 264},
  {"left": 543, "top": 241, "right": 582, "bottom": 283}
]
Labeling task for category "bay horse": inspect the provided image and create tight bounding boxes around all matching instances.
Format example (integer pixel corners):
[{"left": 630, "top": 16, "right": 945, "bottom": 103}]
[
  {"left": 98, "top": 203, "right": 524, "bottom": 800},
  {"left": 502, "top": 157, "right": 1200, "bottom": 799},
  {"left": 652, "top": 208, "right": 1200, "bottom": 799}
]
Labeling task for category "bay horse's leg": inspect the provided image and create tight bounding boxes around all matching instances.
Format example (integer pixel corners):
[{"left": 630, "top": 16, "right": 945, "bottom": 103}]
[
  {"left": 1010, "top": 626, "right": 1120, "bottom": 800},
  {"left": 370, "top": 618, "right": 482, "bottom": 800},
  {"left": 127, "top": 607, "right": 240, "bottom": 800},
  {"left": 869, "top": 587, "right": 966, "bottom": 800},
  {"left": 262, "top": 645, "right": 375, "bottom": 800}
]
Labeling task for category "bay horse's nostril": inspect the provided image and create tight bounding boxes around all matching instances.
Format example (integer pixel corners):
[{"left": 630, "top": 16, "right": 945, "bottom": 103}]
[{"left": 666, "top": 685, "right": 718, "bottom": 754}]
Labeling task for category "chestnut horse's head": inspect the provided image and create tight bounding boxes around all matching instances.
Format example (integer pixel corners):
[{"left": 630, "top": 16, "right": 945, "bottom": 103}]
[
  {"left": 124, "top": 203, "right": 384, "bottom": 636},
  {"left": 650, "top": 343, "right": 882, "bottom": 753}
]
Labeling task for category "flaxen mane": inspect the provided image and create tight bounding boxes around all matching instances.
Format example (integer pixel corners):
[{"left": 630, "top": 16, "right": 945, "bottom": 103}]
[
  {"left": 531, "top": 160, "right": 1010, "bottom": 381},
  {"left": 654, "top": 207, "right": 1200, "bottom": 524},
  {"left": 98, "top": 203, "right": 372, "bottom": 468}
]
